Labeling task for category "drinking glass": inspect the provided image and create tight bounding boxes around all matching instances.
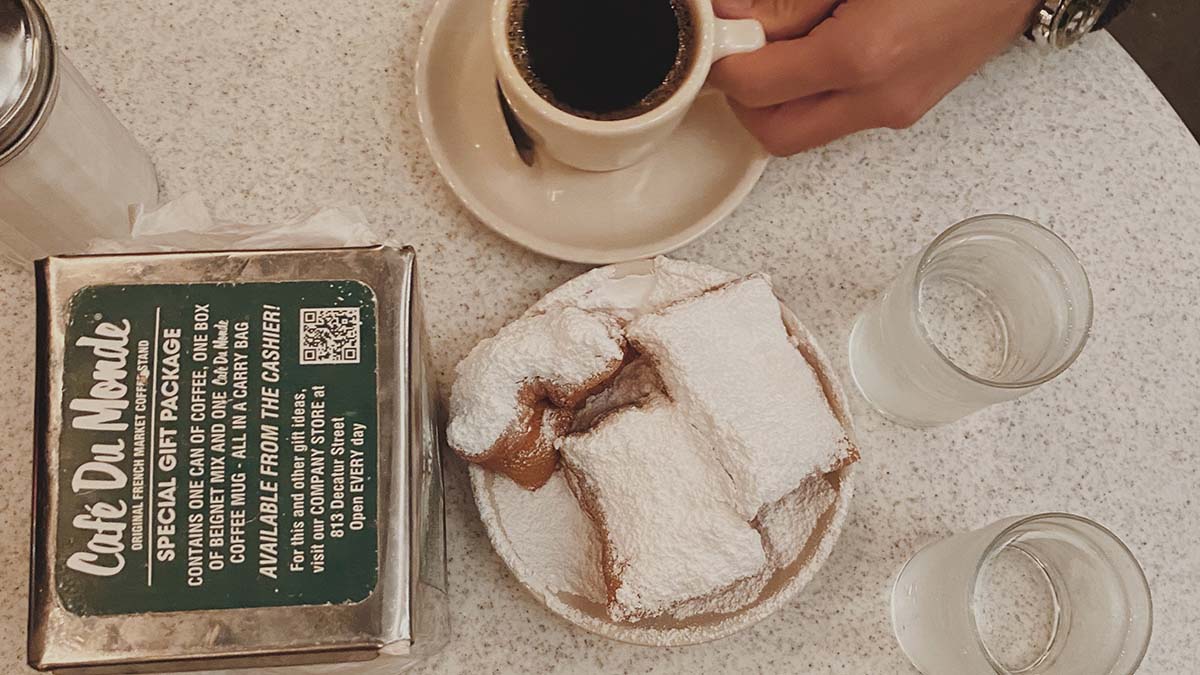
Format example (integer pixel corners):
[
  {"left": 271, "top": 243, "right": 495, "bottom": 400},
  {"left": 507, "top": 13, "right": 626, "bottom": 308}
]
[
  {"left": 891, "top": 513, "right": 1152, "bottom": 675},
  {"left": 0, "top": 0, "right": 159, "bottom": 263},
  {"left": 849, "top": 214, "right": 1092, "bottom": 427}
]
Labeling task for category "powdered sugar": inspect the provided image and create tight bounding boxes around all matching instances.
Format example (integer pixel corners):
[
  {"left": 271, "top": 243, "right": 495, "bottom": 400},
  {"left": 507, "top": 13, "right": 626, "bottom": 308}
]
[
  {"left": 446, "top": 306, "right": 625, "bottom": 457},
  {"left": 467, "top": 259, "right": 859, "bottom": 645},
  {"left": 667, "top": 566, "right": 770, "bottom": 620},
  {"left": 756, "top": 475, "right": 838, "bottom": 570},
  {"left": 487, "top": 470, "right": 607, "bottom": 603},
  {"left": 530, "top": 257, "right": 737, "bottom": 321},
  {"left": 627, "top": 274, "right": 856, "bottom": 519},
  {"left": 559, "top": 401, "right": 766, "bottom": 622}
]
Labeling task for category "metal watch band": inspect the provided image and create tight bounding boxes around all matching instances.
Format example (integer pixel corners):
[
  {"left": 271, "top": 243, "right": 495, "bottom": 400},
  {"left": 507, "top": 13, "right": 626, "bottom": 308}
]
[{"left": 1028, "top": 0, "right": 1112, "bottom": 50}]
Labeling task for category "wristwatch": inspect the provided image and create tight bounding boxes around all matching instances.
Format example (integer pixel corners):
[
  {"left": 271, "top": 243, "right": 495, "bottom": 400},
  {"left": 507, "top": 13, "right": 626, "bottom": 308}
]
[{"left": 1028, "top": 0, "right": 1114, "bottom": 50}]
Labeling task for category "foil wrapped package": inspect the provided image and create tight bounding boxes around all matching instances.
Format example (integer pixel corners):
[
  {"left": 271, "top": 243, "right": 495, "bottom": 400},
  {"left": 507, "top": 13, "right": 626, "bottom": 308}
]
[{"left": 29, "top": 246, "right": 448, "bottom": 673}]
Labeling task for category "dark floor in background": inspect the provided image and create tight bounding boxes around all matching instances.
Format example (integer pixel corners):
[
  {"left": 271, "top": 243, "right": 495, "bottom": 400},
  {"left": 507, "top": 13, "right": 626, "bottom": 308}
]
[{"left": 1108, "top": 0, "right": 1200, "bottom": 139}]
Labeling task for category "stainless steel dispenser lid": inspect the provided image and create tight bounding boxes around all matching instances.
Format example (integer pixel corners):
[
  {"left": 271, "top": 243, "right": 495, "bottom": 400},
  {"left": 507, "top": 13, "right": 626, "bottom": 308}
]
[{"left": 0, "top": 0, "right": 55, "bottom": 164}]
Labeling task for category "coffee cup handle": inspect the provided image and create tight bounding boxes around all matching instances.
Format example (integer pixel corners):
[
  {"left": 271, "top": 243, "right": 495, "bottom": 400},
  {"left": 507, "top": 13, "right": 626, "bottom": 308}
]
[{"left": 712, "top": 18, "right": 765, "bottom": 61}]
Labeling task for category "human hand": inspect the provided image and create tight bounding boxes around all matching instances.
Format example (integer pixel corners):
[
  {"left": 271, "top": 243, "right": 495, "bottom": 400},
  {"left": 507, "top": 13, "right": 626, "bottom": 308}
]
[{"left": 709, "top": 0, "right": 1042, "bottom": 155}]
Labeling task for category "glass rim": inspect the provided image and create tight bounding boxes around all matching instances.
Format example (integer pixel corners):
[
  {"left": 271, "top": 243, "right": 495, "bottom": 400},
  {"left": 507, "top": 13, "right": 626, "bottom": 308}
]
[
  {"left": 910, "top": 214, "right": 1095, "bottom": 390},
  {"left": 967, "top": 512, "right": 1153, "bottom": 675}
]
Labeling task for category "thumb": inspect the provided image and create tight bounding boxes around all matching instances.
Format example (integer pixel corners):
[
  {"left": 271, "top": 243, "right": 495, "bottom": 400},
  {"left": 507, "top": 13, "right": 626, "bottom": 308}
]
[{"left": 711, "top": 0, "right": 839, "bottom": 40}]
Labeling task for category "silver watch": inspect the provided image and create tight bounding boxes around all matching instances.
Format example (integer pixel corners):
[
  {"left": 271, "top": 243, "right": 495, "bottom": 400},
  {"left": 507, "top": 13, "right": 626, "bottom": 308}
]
[{"left": 1029, "top": 0, "right": 1112, "bottom": 50}]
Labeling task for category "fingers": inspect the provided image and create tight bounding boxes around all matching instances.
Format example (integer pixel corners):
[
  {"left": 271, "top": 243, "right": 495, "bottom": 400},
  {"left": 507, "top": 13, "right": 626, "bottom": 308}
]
[
  {"left": 713, "top": 0, "right": 1036, "bottom": 155},
  {"left": 710, "top": 1, "right": 919, "bottom": 108},
  {"left": 729, "top": 41, "right": 980, "bottom": 156},
  {"left": 710, "top": 21, "right": 854, "bottom": 108},
  {"left": 711, "top": 0, "right": 841, "bottom": 40},
  {"left": 710, "top": 0, "right": 757, "bottom": 18},
  {"left": 730, "top": 93, "right": 877, "bottom": 156}
]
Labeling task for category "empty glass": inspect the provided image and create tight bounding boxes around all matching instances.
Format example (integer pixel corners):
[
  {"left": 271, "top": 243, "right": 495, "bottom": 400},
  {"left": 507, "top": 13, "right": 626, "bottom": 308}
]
[
  {"left": 891, "top": 513, "right": 1152, "bottom": 675},
  {"left": 849, "top": 214, "right": 1092, "bottom": 427}
]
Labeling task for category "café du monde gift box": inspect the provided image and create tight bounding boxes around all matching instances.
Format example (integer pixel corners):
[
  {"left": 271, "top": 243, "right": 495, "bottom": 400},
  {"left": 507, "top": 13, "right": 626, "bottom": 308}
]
[{"left": 28, "top": 246, "right": 448, "bottom": 673}]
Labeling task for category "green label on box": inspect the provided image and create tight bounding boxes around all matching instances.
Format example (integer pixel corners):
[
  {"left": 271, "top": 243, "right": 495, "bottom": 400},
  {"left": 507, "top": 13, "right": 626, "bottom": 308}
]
[{"left": 55, "top": 281, "right": 379, "bottom": 615}]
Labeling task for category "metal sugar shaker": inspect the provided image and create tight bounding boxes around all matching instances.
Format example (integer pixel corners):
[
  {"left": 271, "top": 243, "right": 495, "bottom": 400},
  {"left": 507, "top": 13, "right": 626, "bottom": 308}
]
[{"left": 0, "top": 0, "right": 159, "bottom": 263}]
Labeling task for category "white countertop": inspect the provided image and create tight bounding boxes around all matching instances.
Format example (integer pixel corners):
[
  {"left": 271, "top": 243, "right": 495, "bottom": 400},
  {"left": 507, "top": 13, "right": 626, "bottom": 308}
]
[{"left": 4, "top": 1, "right": 1200, "bottom": 672}]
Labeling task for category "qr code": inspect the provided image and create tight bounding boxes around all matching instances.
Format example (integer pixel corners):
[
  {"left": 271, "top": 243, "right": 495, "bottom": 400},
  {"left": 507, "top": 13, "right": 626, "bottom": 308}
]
[{"left": 300, "top": 307, "right": 361, "bottom": 365}]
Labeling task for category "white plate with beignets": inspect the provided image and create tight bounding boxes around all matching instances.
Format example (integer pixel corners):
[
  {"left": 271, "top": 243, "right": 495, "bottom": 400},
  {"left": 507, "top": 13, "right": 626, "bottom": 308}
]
[{"left": 453, "top": 258, "right": 859, "bottom": 646}]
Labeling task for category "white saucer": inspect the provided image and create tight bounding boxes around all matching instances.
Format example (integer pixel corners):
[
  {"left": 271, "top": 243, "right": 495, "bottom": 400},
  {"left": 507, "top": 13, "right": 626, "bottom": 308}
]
[
  {"left": 414, "top": 0, "right": 770, "bottom": 264},
  {"left": 469, "top": 259, "right": 857, "bottom": 646}
]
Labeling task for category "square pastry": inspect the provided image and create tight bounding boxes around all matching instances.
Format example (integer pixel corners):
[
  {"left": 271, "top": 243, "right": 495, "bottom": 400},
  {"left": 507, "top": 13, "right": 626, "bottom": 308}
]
[
  {"left": 559, "top": 401, "right": 766, "bottom": 622},
  {"left": 627, "top": 274, "right": 857, "bottom": 519}
]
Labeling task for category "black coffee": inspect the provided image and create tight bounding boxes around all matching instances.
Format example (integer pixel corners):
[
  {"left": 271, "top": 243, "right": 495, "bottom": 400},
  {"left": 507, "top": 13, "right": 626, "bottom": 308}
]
[{"left": 508, "top": 0, "right": 696, "bottom": 121}]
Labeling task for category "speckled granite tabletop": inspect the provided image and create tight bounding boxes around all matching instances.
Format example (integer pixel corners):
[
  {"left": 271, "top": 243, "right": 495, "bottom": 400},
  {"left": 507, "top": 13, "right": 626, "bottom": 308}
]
[{"left": 2, "top": 1, "right": 1198, "bottom": 673}]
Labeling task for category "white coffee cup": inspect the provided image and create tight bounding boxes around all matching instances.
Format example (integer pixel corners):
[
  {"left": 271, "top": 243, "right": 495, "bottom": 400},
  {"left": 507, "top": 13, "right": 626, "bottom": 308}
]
[{"left": 492, "top": 0, "right": 765, "bottom": 172}]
